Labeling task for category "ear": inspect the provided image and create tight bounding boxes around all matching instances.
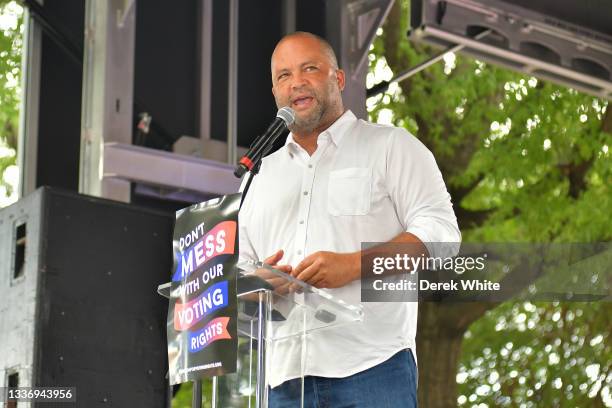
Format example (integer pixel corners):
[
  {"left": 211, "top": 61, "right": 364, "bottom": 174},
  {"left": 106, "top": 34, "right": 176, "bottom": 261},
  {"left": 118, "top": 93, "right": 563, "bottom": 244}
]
[
  {"left": 272, "top": 85, "right": 276, "bottom": 98},
  {"left": 336, "top": 69, "right": 346, "bottom": 91}
]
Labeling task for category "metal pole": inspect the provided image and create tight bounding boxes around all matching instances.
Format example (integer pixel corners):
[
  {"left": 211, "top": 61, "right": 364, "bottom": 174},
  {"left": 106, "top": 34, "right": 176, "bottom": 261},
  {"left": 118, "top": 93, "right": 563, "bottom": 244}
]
[
  {"left": 227, "top": 0, "right": 239, "bottom": 165},
  {"left": 80, "top": 0, "right": 135, "bottom": 202},
  {"left": 17, "top": 7, "right": 42, "bottom": 198},
  {"left": 249, "top": 318, "right": 254, "bottom": 408},
  {"left": 192, "top": 379, "right": 202, "bottom": 408},
  {"left": 256, "top": 291, "right": 267, "bottom": 408},
  {"left": 281, "top": 0, "right": 296, "bottom": 35},
  {"left": 211, "top": 376, "right": 218, "bottom": 408},
  {"left": 198, "top": 0, "right": 213, "bottom": 140},
  {"left": 300, "top": 307, "right": 307, "bottom": 408}
]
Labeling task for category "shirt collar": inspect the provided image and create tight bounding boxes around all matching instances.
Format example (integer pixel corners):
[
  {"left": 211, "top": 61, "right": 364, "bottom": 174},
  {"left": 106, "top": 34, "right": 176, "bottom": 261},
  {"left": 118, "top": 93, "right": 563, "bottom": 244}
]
[{"left": 284, "top": 110, "right": 357, "bottom": 153}]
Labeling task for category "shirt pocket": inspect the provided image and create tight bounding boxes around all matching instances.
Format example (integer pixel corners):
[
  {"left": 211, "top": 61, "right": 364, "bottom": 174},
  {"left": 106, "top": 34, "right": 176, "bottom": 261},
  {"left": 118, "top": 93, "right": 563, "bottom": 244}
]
[{"left": 327, "top": 168, "right": 372, "bottom": 216}]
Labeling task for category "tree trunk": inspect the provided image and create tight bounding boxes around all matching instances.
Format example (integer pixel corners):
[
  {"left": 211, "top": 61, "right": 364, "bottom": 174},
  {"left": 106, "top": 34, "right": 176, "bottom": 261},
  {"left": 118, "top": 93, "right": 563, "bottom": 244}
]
[
  {"left": 416, "top": 303, "right": 464, "bottom": 407},
  {"left": 416, "top": 301, "right": 497, "bottom": 407}
]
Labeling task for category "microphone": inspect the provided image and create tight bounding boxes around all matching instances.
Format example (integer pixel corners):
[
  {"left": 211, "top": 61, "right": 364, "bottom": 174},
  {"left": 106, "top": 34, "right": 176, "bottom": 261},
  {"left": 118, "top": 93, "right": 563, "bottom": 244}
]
[{"left": 234, "top": 107, "right": 295, "bottom": 178}]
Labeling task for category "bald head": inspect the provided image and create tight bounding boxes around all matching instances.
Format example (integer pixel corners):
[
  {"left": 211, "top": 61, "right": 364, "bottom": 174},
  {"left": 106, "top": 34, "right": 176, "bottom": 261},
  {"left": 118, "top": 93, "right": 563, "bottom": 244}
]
[
  {"left": 269, "top": 31, "right": 346, "bottom": 139},
  {"left": 271, "top": 32, "right": 339, "bottom": 74}
]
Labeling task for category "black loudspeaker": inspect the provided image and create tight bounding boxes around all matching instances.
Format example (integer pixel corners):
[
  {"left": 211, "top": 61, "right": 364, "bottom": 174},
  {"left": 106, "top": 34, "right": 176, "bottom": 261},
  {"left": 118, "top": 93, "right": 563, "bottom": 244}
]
[{"left": 0, "top": 187, "right": 174, "bottom": 407}]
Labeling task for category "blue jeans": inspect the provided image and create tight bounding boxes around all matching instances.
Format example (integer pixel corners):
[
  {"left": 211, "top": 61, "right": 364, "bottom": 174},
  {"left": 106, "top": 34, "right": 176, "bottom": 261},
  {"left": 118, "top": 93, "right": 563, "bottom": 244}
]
[{"left": 269, "top": 349, "right": 417, "bottom": 408}]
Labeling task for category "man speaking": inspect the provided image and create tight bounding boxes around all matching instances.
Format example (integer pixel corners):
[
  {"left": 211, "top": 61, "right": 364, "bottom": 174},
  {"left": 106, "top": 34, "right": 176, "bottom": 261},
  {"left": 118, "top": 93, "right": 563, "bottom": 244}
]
[{"left": 239, "top": 31, "right": 460, "bottom": 407}]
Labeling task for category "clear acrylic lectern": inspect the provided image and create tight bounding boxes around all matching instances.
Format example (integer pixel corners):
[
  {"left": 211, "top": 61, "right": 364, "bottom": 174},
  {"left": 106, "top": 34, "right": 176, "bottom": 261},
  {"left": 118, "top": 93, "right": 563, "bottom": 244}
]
[{"left": 212, "top": 261, "right": 363, "bottom": 408}]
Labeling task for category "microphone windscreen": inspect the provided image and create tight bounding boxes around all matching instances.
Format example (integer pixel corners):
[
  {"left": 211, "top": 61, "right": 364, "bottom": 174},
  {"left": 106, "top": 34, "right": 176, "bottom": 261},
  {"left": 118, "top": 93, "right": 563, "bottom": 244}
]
[{"left": 276, "top": 107, "right": 295, "bottom": 126}]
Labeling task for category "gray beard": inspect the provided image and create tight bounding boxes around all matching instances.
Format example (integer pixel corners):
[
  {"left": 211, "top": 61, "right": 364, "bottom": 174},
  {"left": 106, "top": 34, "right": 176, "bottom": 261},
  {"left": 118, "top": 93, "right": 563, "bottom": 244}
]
[{"left": 288, "top": 103, "right": 325, "bottom": 135}]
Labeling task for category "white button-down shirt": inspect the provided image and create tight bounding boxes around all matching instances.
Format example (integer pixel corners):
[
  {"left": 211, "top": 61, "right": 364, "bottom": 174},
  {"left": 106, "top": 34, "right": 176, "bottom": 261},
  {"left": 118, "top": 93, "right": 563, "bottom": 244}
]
[{"left": 239, "top": 110, "right": 460, "bottom": 386}]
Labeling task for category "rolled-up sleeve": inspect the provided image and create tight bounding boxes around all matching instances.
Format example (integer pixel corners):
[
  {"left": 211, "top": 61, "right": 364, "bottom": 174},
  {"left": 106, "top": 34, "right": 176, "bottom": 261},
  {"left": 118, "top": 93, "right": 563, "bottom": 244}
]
[{"left": 385, "top": 128, "right": 461, "bottom": 258}]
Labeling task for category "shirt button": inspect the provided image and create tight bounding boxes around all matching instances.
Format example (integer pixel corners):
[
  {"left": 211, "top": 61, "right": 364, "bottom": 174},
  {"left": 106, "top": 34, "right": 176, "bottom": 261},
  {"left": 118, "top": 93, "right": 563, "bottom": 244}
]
[
  {"left": 303, "top": 191, "right": 309, "bottom": 196},
  {"left": 297, "top": 250, "right": 302, "bottom": 255},
  {"left": 299, "top": 220, "right": 304, "bottom": 224},
  {"left": 308, "top": 164, "right": 313, "bottom": 169}
]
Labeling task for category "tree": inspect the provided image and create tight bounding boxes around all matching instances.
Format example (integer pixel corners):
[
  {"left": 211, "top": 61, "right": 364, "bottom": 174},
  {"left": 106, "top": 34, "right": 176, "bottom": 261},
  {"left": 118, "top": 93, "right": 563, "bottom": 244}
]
[
  {"left": 459, "top": 301, "right": 611, "bottom": 407},
  {"left": 0, "top": 0, "right": 23, "bottom": 206},
  {"left": 368, "top": 1, "right": 611, "bottom": 406}
]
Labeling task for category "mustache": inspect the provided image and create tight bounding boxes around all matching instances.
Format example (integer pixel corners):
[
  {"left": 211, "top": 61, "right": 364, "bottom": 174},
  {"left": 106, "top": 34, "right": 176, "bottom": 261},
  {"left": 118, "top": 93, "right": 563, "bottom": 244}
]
[
  {"left": 289, "top": 87, "right": 317, "bottom": 101},
  {"left": 275, "top": 87, "right": 320, "bottom": 109}
]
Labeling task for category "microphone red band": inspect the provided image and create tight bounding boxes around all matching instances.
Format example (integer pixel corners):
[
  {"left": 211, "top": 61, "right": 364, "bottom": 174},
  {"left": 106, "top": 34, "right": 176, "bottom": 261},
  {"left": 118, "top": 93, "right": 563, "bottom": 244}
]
[{"left": 239, "top": 156, "right": 255, "bottom": 170}]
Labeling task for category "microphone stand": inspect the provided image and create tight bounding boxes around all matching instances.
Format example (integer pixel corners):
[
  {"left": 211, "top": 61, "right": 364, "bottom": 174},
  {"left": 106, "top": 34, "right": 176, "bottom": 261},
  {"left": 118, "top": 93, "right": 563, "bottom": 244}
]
[
  {"left": 237, "top": 139, "right": 274, "bottom": 209},
  {"left": 238, "top": 160, "right": 262, "bottom": 209}
]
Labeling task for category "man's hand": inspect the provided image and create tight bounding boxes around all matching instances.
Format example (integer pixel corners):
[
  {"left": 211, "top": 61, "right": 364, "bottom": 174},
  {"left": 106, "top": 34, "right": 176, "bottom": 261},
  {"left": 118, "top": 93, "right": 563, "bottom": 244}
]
[
  {"left": 263, "top": 249, "right": 292, "bottom": 274},
  {"left": 255, "top": 249, "right": 292, "bottom": 295},
  {"left": 291, "top": 251, "right": 360, "bottom": 289}
]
